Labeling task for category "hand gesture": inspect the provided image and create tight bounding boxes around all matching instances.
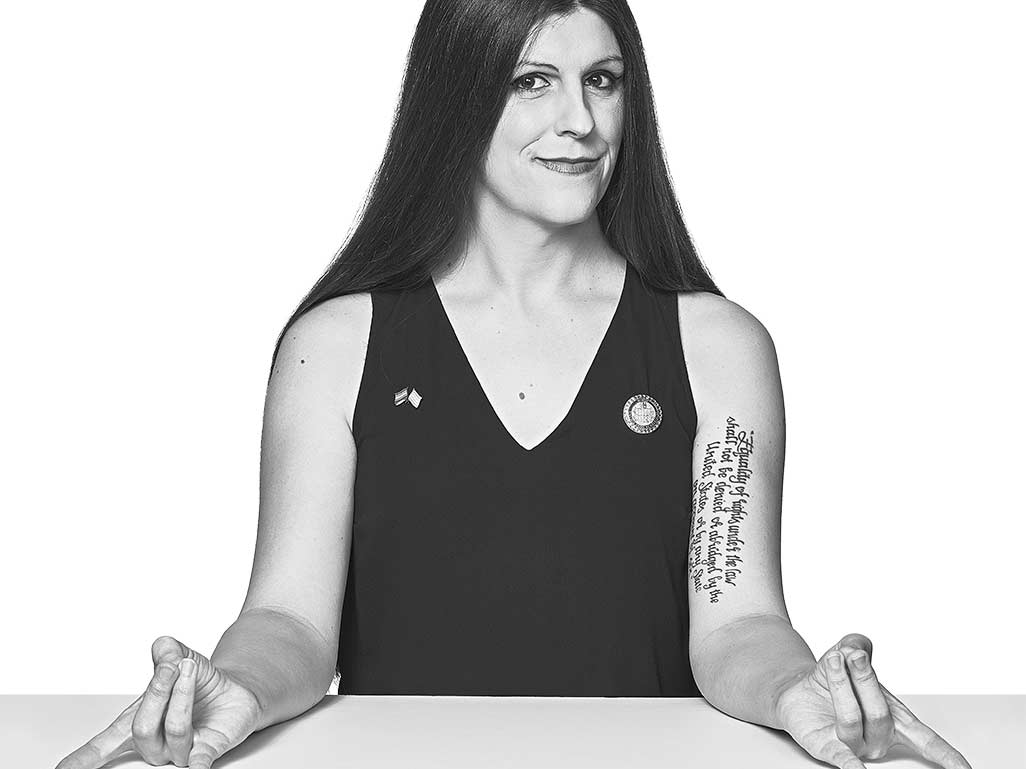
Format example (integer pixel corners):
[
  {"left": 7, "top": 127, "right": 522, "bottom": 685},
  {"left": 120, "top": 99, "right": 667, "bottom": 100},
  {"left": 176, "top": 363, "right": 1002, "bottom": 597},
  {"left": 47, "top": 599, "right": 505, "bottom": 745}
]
[
  {"left": 775, "top": 632, "right": 973, "bottom": 769},
  {"left": 55, "top": 635, "right": 263, "bottom": 769}
]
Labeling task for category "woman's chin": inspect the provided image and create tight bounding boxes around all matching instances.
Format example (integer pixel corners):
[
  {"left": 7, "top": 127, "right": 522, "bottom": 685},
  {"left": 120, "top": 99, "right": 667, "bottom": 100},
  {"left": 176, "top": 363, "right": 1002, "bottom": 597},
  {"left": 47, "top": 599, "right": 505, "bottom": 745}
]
[{"left": 531, "top": 201, "right": 599, "bottom": 225}]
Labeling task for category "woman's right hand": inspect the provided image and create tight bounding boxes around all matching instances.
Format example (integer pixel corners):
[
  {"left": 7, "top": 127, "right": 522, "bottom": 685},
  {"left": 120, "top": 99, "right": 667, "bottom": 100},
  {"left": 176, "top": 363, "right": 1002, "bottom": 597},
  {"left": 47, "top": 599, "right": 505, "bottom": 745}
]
[{"left": 55, "top": 635, "right": 263, "bottom": 769}]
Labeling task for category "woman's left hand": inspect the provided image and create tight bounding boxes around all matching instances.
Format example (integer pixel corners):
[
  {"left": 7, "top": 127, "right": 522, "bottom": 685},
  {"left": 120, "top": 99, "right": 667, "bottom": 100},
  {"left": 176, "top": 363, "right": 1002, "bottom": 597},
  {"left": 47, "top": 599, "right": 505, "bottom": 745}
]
[{"left": 774, "top": 633, "right": 973, "bottom": 769}]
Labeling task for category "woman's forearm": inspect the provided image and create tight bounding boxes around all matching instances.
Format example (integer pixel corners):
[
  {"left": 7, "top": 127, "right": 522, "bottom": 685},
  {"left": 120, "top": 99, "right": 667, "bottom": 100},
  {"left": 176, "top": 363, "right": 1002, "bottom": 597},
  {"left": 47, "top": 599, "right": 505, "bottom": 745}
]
[
  {"left": 210, "top": 606, "right": 337, "bottom": 732},
  {"left": 690, "top": 613, "right": 817, "bottom": 729}
]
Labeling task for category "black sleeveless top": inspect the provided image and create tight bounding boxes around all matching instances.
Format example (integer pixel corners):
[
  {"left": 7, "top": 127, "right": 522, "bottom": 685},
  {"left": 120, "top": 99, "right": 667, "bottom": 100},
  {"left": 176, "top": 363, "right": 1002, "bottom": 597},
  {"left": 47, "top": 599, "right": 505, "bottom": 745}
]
[{"left": 339, "top": 260, "right": 701, "bottom": 696}]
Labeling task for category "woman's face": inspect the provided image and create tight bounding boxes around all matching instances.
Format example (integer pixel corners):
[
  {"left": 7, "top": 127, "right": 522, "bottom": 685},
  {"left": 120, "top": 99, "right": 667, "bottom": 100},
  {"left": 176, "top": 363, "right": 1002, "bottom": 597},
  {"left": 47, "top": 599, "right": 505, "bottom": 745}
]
[{"left": 477, "top": 8, "right": 625, "bottom": 227}]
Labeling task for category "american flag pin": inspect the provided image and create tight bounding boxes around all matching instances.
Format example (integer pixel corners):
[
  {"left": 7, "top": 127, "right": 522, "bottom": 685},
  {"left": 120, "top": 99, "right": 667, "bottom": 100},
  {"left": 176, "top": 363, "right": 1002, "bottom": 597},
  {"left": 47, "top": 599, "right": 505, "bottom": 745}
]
[
  {"left": 408, "top": 388, "right": 422, "bottom": 408},
  {"left": 394, "top": 387, "right": 409, "bottom": 406}
]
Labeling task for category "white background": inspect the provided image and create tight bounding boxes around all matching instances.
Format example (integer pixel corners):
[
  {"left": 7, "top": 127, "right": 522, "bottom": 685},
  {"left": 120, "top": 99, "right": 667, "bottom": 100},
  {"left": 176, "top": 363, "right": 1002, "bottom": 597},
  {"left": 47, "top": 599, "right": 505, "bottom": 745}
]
[{"left": 2, "top": 1, "right": 1022, "bottom": 695}]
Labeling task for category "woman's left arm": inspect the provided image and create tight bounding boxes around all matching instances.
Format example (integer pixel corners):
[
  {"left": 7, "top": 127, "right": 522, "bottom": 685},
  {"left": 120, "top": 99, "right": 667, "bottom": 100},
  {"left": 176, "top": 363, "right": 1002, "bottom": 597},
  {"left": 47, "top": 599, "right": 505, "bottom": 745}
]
[{"left": 678, "top": 292, "right": 972, "bottom": 769}]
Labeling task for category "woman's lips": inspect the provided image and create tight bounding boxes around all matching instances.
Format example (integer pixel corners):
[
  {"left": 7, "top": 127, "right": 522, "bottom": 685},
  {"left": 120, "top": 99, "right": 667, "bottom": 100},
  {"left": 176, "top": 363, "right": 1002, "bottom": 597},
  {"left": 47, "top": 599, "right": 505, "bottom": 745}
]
[{"left": 535, "top": 157, "right": 601, "bottom": 175}]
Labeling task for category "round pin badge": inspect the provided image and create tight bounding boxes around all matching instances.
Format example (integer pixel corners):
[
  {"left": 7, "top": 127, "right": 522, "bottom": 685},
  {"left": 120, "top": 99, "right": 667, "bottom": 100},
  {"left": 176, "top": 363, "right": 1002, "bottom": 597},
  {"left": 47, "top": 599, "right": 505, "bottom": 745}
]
[{"left": 623, "top": 393, "right": 662, "bottom": 434}]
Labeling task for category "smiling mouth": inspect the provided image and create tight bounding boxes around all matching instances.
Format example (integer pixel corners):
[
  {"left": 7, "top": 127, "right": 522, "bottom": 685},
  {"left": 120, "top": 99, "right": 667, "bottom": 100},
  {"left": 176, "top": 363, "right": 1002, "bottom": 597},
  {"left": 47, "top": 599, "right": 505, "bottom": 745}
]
[{"left": 535, "top": 156, "right": 602, "bottom": 175}]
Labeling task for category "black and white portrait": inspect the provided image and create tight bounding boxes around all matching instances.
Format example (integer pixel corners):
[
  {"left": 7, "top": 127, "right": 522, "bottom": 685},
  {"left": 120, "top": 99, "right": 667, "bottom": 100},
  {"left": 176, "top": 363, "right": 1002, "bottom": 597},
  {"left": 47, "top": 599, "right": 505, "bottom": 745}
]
[{"left": 2, "top": 2, "right": 1022, "bottom": 768}]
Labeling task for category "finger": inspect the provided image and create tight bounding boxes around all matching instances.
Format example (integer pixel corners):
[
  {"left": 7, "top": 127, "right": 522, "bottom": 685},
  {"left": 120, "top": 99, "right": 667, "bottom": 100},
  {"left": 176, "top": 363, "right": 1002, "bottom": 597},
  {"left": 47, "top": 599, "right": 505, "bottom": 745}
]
[
  {"left": 164, "top": 657, "right": 197, "bottom": 766},
  {"left": 845, "top": 650, "right": 894, "bottom": 760},
  {"left": 880, "top": 684, "right": 974, "bottom": 769},
  {"left": 824, "top": 651, "right": 865, "bottom": 753},
  {"left": 899, "top": 721, "right": 974, "bottom": 769},
  {"left": 132, "top": 661, "right": 180, "bottom": 763},
  {"left": 54, "top": 695, "right": 142, "bottom": 769},
  {"left": 821, "top": 737, "right": 869, "bottom": 769},
  {"left": 832, "top": 633, "right": 874, "bottom": 661},
  {"left": 187, "top": 740, "right": 220, "bottom": 769},
  {"left": 151, "top": 634, "right": 186, "bottom": 666}
]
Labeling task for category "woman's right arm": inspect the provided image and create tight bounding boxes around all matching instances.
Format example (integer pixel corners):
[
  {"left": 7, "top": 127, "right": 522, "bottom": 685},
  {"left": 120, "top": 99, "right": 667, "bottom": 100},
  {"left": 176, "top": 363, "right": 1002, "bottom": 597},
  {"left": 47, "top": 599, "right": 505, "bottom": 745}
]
[
  {"left": 213, "top": 292, "right": 371, "bottom": 729},
  {"left": 55, "top": 292, "right": 372, "bottom": 769},
  {"left": 208, "top": 606, "right": 337, "bottom": 734}
]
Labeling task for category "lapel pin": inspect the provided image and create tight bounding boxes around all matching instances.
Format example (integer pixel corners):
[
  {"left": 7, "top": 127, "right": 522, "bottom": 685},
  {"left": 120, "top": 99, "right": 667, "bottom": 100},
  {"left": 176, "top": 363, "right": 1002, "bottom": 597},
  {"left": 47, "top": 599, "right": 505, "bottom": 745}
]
[
  {"left": 394, "top": 386, "right": 423, "bottom": 408},
  {"left": 623, "top": 393, "right": 662, "bottom": 434}
]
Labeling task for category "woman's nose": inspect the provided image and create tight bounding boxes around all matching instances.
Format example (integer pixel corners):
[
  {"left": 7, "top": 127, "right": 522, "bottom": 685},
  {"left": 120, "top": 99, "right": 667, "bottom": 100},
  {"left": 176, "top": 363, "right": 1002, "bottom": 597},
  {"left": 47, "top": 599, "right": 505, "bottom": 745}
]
[{"left": 552, "top": 85, "right": 596, "bottom": 137}]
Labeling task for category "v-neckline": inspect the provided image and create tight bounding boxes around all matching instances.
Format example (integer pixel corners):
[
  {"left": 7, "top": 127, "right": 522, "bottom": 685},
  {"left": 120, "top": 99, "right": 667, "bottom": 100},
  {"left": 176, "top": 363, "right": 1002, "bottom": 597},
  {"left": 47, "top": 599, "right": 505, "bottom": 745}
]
[{"left": 429, "top": 260, "right": 630, "bottom": 454}]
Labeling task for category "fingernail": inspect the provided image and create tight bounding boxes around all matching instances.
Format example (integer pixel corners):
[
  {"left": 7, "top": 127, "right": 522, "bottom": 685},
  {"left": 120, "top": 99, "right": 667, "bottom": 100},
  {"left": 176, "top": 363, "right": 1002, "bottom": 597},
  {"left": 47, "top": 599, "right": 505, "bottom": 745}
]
[
  {"left": 158, "top": 665, "right": 175, "bottom": 682},
  {"left": 828, "top": 653, "right": 842, "bottom": 670},
  {"left": 180, "top": 658, "right": 195, "bottom": 676},
  {"left": 852, "top": 653, "right": 869, "bottom": 670}
]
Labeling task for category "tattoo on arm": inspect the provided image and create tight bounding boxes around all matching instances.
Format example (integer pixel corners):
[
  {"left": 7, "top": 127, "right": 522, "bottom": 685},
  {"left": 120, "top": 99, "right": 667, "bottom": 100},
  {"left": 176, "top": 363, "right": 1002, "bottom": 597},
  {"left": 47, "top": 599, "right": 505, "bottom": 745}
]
[{"left": 688, "top": 415, "right": 754, "bottom": 603}]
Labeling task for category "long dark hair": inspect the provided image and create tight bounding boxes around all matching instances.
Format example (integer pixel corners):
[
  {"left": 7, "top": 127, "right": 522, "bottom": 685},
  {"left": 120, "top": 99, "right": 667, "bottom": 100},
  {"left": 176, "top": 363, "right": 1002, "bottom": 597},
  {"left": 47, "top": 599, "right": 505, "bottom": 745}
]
[{"left": 268, "top": 0, "right": 723, "bottom": 384}]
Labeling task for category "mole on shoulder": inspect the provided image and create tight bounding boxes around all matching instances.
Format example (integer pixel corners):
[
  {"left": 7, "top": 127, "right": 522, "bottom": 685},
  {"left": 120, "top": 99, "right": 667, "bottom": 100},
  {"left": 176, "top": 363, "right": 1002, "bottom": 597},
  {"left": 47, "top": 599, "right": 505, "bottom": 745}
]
[
  {"left": 519, "top": 391, "right": 525, "bottom": 400},
  {"left": 300, "top": 359, "right": 305, "bottom": 364}
]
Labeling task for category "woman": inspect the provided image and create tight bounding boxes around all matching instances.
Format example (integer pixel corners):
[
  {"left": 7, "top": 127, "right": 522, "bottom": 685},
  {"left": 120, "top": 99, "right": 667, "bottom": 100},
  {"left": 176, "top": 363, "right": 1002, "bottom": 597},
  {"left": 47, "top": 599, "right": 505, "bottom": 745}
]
[{"left": 55, "top": 2, "right": 972, "bottom": 769}]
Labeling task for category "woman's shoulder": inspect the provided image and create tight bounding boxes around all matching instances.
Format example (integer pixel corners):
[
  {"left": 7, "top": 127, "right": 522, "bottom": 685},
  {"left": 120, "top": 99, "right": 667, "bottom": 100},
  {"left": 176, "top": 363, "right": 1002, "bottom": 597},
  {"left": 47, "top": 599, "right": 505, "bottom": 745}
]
[
  {"left": 304, "top": 290, "right": 373, "bottom": 323},
  {"left": 674, "top": 290, "right": 779, "bottom": 403},
  {"left": 287, "top": 292, "right": 374, "bottom": 354},
  {"left": 675, "top": 290, "right": 773, "bottom": 350},
  {"left": 276, "top": 292, "right": 374, "bottom": 433}
]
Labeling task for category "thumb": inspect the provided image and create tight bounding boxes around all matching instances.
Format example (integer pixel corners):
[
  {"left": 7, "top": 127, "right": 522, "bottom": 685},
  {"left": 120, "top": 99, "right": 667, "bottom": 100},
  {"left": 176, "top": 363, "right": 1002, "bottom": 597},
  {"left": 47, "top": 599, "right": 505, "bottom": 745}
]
[{"left": 150, "top": 634, "right": 190, "bottom": 666}]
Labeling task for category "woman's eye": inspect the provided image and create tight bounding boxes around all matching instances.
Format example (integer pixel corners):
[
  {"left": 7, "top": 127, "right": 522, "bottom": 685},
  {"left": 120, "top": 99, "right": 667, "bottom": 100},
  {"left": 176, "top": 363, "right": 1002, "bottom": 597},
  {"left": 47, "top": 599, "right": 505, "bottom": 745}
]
[
  {"left": 512, "top": 71, "right": 622, "bottom": 95},
  {"left": 513, "top": 74, "right": 550, "bottom": 92},
  {"left": 586, "top": 72, "right": 621, "bottom": 90}
]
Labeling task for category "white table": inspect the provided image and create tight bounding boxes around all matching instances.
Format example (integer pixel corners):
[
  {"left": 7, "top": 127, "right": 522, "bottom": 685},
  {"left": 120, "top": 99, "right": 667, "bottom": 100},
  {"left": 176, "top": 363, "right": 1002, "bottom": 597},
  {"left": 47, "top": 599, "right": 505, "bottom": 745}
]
[{"left": 9, "top": 694, "right": 1023, "bottom": 768}]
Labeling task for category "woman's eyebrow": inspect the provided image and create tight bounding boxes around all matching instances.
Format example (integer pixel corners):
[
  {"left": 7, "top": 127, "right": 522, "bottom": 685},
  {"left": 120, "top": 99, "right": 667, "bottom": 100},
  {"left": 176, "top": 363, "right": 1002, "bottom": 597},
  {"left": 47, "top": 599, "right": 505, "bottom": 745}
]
[{"left": 516, "top": 55, "right": 624, "bottom": 71}]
